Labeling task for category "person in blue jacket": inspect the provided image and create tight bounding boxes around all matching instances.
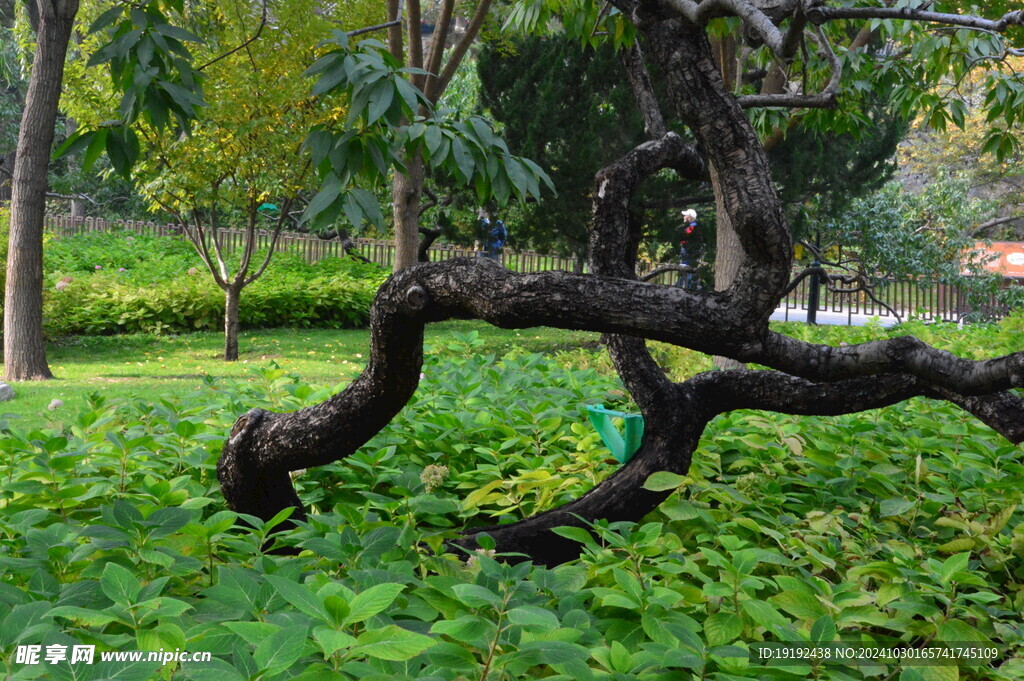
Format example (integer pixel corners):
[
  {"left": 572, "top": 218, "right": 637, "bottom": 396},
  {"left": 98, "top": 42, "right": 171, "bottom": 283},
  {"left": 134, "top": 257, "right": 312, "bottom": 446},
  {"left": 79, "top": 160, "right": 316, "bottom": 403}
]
[{"left": 486, "top": 218, "right": 507, "bottom": 260}]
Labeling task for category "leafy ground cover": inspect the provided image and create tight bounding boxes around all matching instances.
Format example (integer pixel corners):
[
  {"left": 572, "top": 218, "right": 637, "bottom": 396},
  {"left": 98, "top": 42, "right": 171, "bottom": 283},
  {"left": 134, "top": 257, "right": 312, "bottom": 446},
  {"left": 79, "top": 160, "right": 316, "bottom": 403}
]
[{"left": 0, "top": 320, "right": 1022, "bottom": 680}]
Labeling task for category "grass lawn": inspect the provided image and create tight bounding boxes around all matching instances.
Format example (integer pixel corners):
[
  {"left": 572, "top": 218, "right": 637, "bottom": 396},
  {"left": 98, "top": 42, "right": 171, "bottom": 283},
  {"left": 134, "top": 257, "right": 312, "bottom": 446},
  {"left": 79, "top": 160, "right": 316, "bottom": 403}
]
[{"left": 0, "top": 322, "right": 601, "bottom": 421}]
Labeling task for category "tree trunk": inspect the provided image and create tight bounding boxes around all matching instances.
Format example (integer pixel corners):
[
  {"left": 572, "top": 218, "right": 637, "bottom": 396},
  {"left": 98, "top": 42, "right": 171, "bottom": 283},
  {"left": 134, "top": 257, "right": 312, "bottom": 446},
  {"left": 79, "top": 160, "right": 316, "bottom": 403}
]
[
  {"left": 391, "top": 153, "right": 424, "bottom": 272},
  {"left": 224, "top": 286, "right": 241, "bottom": 361},
  {"left": 4, "top": 0, "right": 79, "bottom": 381},
  {"left": 711, "top": 165, "right": 746, "bottom": 370}
]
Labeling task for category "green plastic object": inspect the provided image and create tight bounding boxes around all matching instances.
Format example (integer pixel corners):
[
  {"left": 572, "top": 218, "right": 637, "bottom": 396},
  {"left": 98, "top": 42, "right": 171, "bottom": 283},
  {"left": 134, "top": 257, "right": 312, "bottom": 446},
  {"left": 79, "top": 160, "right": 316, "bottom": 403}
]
[
  {"left": 585, "top": 404, "right": 645, "bottom": 464},
  {"left": 257, "top": 202, "right": 279, "bottom": 213}
]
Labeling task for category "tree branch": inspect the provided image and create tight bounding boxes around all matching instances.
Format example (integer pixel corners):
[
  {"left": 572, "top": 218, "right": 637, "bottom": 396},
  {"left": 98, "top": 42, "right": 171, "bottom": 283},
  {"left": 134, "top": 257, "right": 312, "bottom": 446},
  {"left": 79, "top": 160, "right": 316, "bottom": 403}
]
[
  {"left": 758, "top": 331, "right": 1024, "bottom": 397},
  {"left": 422, "top": 0, "right": 455, "bottom": 102},
  {"left": 198, "top": 0, "right": 267, "bottom": 72},
  {"left": 690, "top": 369, "right": 1024, "bottom": 443},
  {"left": 621, "top": 43, "right": 667, "bottom": 138},
  {"left": 806, "top": 6, "right": 1024, "bottom": 33},
  {"left": 432, "top": 0, "right": 493, "bottom": 103},
  {"left": 737, "top": 25, "right": 841, "bottom": 109},
  {"left": 346, "top": 20, "right": 401, "bottom": 38},
  {"left": 406, "top": 0, "right": 424, "bottom": 86},
  {"left": 243, "top": 197, "right": 293, "bottom": 287}
]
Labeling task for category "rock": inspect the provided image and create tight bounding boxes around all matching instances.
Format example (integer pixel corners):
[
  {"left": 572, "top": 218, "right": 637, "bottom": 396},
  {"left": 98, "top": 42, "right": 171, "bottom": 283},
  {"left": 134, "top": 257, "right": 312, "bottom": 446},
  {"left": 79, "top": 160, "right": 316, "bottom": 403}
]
[
  {"left": 0, "top": 383, "right": 14, "bottom": 401},
  {"left": 48, "top": 399, "right": 64, "bottom": 411}
]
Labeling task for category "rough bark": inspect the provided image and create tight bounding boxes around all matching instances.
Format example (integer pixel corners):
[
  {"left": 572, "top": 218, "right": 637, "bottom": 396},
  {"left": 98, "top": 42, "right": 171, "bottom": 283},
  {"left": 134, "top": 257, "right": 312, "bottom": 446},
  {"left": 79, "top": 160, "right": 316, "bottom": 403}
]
[
  {"left": 391, "top": 153, "right": 424, "bottom": 272},
  {"left": 4, "top": 0, "right": 79, "bottom": 381},
  {"left": 216, "top": 1, "right": 1024, "bottom": 566}
]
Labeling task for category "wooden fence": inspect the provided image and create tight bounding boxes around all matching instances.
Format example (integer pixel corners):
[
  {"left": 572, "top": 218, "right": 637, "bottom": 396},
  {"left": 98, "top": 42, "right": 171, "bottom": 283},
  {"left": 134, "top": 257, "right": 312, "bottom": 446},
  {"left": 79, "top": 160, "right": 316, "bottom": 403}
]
[{"left": 46, "top": 214, "right": 1002, "bottom": 324}]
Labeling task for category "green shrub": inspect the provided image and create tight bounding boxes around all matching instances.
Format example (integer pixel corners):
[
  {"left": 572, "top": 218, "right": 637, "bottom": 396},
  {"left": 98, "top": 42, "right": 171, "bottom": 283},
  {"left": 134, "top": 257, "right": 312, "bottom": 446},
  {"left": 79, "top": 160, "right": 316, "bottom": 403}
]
[
  {"left": 46, "top": 229, "right": 199, "bottom": 283},
  {"left": 44, "top": 270, "right": 381, "bottom": 335},
  {"left": 41, "top": 231, "right": 389, "bottom": 335}
]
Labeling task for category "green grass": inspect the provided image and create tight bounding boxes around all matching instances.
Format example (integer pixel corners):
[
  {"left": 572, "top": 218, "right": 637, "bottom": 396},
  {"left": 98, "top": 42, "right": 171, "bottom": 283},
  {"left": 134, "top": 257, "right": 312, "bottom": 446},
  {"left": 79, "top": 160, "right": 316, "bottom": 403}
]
[{"left": 0, "top": 322, "right": 600, "bottom": 420}]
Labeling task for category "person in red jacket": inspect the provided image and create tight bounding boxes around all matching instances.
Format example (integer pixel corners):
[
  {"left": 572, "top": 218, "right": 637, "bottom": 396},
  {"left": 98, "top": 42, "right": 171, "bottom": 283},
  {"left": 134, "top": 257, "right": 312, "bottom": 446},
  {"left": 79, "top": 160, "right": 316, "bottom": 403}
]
[{"left": 678, "top": 209, "right": 701, "bottom": 289}]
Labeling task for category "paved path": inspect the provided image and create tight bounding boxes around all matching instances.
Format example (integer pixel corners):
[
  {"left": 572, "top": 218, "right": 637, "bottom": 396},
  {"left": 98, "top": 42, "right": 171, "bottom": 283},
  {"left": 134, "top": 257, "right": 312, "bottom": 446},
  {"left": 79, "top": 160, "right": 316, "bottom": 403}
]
[{"left": 771, "top": 306, "right": 903, "bottom": 327}]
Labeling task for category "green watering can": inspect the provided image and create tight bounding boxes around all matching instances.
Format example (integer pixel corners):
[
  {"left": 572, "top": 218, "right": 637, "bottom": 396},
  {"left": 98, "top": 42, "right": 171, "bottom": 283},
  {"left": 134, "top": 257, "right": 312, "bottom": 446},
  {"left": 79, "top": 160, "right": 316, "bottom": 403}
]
[{"left": 584, "top": 404, "right": 645, "bottom": 464}]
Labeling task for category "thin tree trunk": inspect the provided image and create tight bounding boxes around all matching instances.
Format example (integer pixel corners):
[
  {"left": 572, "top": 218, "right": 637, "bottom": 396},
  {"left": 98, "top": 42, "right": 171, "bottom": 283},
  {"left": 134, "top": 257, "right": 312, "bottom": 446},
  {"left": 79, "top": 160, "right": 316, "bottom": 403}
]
[
  {"left": 224, "top": 286, "right": 241, "bottom": 361},
  {"left": 4, "top": 0, "right": 79, "bottom": 381},
  {"left": 392, "top": 153, "right": 424, "bottom": 272}
]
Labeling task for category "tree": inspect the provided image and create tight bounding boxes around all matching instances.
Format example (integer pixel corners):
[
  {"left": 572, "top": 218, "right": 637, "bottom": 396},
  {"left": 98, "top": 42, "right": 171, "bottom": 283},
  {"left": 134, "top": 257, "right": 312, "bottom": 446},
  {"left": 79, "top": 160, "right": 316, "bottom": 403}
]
[
  {"left": 477, "top": 35, "right": 906, "bottom": 260},
  {"left": 382, "top": 0, "right": 504, "bottom": 272},
  {"left": 898, "top": 55, "right": 1024, "bottom": 237},
  {"left": 217, "top": 2, "right": 1024, "bottom": 566},
  {"left": 63, "top": 1, "right": 354, "bottom": 361},
  {"left": 3, "top": 0, "right": 204, "bottom": 380},
  {"left": 3, "top": 0, "right": 79, "bottom": 381}
]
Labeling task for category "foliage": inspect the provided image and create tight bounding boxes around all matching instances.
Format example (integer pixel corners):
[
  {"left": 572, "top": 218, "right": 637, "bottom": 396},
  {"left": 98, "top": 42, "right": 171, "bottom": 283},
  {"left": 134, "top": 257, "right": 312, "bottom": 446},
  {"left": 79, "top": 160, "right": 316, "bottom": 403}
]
[
  {"left": 0, "top": 205, "right": 8, "bottom": 298},
  {"left": 301, "top": 33, "right": 553, "bottom": 229},
  {"left": 898, "top": 56, "right": 1024, "bottom": 231},
  {"left": 36, "top": 230, "right": 388, "bottom": 336},
  {"left": 44, "top": 270, "right": 379, "bottom": 337},
  {"left": 477, "top": 36, "right": 657, "bottom": 258},
  {"left": 45, "top": 229, "right": 198, "bottom": 283},
  {"left": 2, "top": 322, "right": 1024, "bottom": 679},
  {"left": 54, "top": 0, "right": 207, "bottom": 178},
  {"left": 816, "top": 177, "right": 1024, "bottom": 318}
]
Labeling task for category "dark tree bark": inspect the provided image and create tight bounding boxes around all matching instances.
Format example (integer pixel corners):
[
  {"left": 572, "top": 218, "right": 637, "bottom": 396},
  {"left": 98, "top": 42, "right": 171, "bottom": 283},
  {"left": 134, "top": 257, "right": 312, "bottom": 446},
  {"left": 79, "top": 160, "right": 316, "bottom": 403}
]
[
  {"left": 417, "top": 226, "right": 441, "bottom": 263},
  {"left": 4, "top": 0, "right": 79, "bottom": 381},
  {"left": 218, "top": 1, "right": 1024, "bottom": 565}
]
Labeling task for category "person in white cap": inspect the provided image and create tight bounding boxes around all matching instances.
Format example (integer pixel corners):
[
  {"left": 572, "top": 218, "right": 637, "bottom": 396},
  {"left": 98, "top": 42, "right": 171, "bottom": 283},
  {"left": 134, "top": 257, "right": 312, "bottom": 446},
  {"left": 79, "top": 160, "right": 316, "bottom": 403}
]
[{"left": 678, "top": 209, "right": 701, "bottom": 289}]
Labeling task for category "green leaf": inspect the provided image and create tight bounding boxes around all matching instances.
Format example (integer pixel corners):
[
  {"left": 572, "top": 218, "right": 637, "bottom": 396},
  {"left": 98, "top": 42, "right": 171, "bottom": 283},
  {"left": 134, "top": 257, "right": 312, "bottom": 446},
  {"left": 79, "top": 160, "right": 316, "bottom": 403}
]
[
  {"left": 253, "top": 625, "right": 308, "bottom": 677},
  {"left": 345, "top": 583, "right": 405, "bottom": 624},
  {"left": 366, "top": 80, "right": 394, "bottom": 123},
  {"left": 152, "top": 23, "right": 202, "bottom": 43},
  {"left": 506, "top": 606, "right": 559, "bottom": 631},
  {"left": 53, "top": 130, "right": 93, "bottom": 160},
  {"left": 312, "top": 626, "right": 357, "bottom": 656},
  {"left": 266, "top": 574, "right": 329, "bottom": 621},
  {"left": 770, "top": 591, "right": 827, "bottom": 621},
  {"left": 431, "top": 615, "right": 495, "bottom": 644},
  {"left": 703, "top": 612, "right": 742, "bottom": 647},
  {"left": 449, "top": 584, "right": 502, "bottom": 609},
  {"left": 879, "top": 498, "right": 915, "bottom": 517},
  {"left": 643, "top": 471, "right": 690, "bottom": 492},
  {"left": 89, "top": 5, "right": 125, "bottom": 34},
  {"left": 810, "top": 615, "right": 836, "bottom": 644},
  {"left": 47, "top": 606, "right": 128, "bottom": 627},
  {"left": 302, "top": 174, "right": 343, "bottom": 224},
  {"left": 450, "top": 137, "right": 474, "bottom": 182},
  {"left": 938, "top": 552, "right": 971, "bottom": 583},
  {"left": 355, "top": 624, "right": 435, "bottom": 661},
  {"left": 101, "top": 562, "right": 142, "bottom": 605}
]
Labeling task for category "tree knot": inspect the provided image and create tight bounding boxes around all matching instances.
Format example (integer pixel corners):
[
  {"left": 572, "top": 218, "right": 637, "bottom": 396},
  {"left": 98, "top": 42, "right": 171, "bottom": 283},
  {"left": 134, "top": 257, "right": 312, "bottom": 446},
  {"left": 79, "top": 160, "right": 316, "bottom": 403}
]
[
  {"left": 406, "top": 285, "right": 428, "bottom": 311},
  {"left": 229, "top": 408, "right": 267, "bottom": 445}
]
